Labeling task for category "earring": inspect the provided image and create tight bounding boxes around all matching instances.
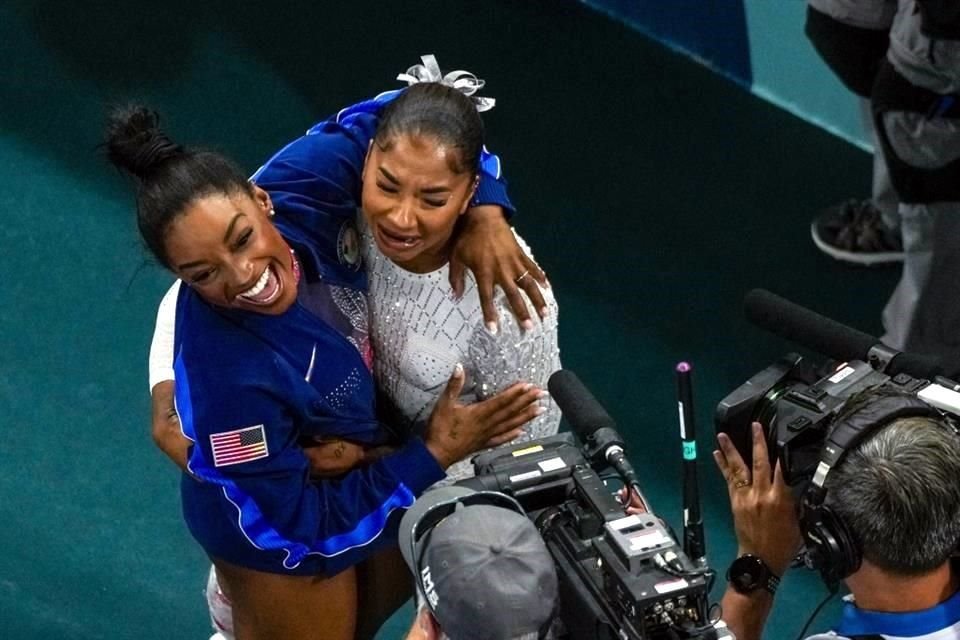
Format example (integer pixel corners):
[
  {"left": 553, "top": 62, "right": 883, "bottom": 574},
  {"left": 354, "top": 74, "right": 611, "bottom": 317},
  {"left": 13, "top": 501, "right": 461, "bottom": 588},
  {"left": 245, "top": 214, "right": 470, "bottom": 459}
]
[{"left": 268, "top": 208, "right": 275, "bottom": 218}]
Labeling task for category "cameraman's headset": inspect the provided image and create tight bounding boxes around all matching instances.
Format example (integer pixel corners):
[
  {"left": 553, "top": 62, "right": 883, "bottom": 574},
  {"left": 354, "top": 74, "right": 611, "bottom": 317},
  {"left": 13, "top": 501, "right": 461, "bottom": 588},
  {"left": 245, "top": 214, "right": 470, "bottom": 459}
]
[{"left": 799, "top": 392, "right": 940, "bottom": 586}]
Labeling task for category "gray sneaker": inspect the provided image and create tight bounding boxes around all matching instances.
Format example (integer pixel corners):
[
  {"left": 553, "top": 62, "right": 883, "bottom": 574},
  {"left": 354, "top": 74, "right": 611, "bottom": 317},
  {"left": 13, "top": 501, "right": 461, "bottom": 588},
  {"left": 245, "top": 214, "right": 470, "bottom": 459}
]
[{"left": 811, "top": 199, "right": 904, "bottom": 266}]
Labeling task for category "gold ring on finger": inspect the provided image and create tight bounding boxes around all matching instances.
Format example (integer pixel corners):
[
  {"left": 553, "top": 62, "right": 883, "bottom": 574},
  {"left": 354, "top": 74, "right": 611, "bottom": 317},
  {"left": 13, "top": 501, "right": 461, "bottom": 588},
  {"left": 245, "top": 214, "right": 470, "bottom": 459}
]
[{"left": 514, "top": 270, "right": 531, "bottom": 285}]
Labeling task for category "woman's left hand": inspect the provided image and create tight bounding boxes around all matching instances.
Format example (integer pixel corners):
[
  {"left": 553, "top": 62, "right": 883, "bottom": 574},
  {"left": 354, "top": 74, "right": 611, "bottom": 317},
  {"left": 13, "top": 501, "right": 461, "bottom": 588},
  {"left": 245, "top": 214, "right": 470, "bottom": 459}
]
[{"left": 450, "top": 205, "right": 548, "bottom": 333}]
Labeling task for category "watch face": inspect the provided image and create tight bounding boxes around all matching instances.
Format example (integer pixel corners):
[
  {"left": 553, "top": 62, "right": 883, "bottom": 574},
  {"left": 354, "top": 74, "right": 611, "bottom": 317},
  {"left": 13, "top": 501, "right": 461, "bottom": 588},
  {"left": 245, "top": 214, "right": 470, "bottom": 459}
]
[{"left": 729, "top": 555, "right": 766, "bottom": 593}]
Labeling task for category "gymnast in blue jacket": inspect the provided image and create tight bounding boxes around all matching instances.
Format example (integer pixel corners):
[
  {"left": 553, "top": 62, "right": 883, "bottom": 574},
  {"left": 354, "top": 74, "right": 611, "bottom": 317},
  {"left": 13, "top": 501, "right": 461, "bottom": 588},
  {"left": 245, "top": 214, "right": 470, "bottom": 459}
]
[{"left": 107, "top": 79, "right": 544, "bottom": 639}]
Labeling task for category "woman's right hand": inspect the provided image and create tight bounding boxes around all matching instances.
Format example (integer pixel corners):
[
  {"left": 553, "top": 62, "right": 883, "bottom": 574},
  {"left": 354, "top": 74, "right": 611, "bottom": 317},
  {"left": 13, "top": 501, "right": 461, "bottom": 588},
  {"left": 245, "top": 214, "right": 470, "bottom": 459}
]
[{"left": 424, "top": 363, "right": 545, "bottom": 468}]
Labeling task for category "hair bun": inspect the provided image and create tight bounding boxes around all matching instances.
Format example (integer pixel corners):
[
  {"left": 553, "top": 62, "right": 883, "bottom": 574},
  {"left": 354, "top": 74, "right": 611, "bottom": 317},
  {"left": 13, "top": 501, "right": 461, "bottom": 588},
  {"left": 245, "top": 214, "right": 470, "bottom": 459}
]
[{"left": 105, "top": 105, "right": 183, "bottom": 180}]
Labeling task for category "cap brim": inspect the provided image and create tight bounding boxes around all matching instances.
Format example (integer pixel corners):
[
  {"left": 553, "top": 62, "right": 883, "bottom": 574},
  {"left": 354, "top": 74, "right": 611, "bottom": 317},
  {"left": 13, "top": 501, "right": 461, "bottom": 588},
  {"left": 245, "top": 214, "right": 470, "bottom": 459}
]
[{"left": 398, "top": 485, "right": 478, "bottom": 572}]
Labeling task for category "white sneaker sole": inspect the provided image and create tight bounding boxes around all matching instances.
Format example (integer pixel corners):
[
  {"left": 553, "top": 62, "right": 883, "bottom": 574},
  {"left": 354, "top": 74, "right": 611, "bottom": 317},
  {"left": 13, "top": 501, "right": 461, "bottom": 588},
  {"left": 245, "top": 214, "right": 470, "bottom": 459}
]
[{"left": 810, "top": 224, "right": 905, "bottom": 266}]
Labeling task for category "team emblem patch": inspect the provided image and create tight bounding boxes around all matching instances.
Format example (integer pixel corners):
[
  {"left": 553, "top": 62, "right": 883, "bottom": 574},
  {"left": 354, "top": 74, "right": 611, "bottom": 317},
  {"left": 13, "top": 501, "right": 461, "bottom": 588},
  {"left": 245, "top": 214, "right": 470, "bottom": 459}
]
[
  {"left": 338, "top": 221, "right": 361, "bottom": 270},
  {"left": 210, "top": 425, "right": 269, "bottom": 467}
]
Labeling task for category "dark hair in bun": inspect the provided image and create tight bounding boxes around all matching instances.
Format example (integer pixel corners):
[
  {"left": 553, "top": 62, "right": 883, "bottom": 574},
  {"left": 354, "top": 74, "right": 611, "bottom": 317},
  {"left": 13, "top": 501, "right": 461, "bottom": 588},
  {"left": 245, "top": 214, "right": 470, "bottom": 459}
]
[
  {"left": 375, "top": 83, "right": 483, "bottom": 176},
  {"left": 104, "top": 105, "right": 252, "bottom": 268}
]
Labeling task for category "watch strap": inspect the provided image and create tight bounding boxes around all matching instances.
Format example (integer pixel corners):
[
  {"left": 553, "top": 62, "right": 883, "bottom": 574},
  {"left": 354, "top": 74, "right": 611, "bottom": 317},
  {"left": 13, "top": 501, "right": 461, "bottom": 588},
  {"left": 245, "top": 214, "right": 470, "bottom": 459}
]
[{"left": 764, "top": 571, "right": 780, "bottom": 596}]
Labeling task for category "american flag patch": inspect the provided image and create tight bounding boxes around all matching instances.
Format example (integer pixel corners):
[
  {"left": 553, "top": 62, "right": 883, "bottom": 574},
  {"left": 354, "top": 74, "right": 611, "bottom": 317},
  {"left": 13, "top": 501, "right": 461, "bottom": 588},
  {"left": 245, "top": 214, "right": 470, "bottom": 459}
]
[{"left": 210, "top": 425, "right": 269, "bottom": 467}]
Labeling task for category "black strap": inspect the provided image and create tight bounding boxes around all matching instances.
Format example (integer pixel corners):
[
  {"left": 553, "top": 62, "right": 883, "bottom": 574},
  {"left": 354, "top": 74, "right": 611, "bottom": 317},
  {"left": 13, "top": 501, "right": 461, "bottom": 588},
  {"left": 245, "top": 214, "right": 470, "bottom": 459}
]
[
  {"left": 871, "top": 61, "right": 960, "bottom": 119},
  {"left": 846, "top": 635, "right": 884, "bottom": 640},
  {"left": 765, "top": 572, "right": 781, "bottom": 596},
  {"left": 804, "top": 5, "right": 890, "bottom": 98},
  {"left": 871, "top": 60, "right": 960, "bottom": 204},
  {"left": 917, "top": 0, "right": 960, "bottom": 40}
]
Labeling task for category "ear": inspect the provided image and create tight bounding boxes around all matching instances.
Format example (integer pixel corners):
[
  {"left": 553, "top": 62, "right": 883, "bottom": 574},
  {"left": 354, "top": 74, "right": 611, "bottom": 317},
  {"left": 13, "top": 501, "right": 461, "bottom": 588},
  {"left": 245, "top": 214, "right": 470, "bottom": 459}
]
[
  {"left": 251, "top": 184, "right": 273, "bottom": 216},
  {"left": 459, "top": 175, "right": 479, "bottom": 215}
]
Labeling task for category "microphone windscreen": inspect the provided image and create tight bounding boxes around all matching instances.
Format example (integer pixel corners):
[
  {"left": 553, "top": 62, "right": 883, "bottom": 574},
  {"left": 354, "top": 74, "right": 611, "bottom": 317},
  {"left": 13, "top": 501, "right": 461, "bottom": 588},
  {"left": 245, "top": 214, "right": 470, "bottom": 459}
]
[
  {"left": 889, "top": 350, "right": 945, "bottom": 378},
  {"left": 744, "top": 289, "right": 876, "bottom": 363},
  {"left": 548, "top": 370, "right": 616, "bottom": 438}
]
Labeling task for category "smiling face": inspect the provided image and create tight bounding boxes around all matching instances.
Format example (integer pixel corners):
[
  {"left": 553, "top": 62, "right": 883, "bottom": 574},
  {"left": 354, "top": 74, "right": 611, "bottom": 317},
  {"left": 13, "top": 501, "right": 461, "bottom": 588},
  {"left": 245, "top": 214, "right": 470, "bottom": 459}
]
[
  {"left": 361, "top": 133, "right": 476, "bottom": 273},
  {"left": 163, "top": 186, "right": 299, "bottom": 315}
]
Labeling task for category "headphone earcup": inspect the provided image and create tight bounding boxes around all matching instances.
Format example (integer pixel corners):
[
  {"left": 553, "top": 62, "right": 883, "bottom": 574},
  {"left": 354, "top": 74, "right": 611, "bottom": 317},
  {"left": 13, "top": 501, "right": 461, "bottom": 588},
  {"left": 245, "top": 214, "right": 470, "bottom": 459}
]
[{"left": 808, "top": 506, "right": 860, "bottom": 584}]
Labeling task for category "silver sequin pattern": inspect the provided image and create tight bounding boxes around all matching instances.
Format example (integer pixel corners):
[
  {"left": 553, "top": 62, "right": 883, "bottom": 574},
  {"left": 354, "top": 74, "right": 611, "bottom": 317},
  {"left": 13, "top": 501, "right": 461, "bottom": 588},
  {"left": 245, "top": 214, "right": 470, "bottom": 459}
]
[
  {"left": 329, "top": 284, "right": 373, "bottom": 370},
  {"left": 360, "top": 216, "right": 562, "bottom": 485},
  {"left": 324, "top": 367, "right": 364, "bottom": 411}
]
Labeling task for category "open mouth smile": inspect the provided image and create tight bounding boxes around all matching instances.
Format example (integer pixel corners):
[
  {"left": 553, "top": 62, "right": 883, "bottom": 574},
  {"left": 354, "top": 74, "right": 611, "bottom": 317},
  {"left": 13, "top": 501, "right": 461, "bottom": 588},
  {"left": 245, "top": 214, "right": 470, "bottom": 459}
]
[{"left": 237, "top": 264, "right": 282, "bottom": 306}]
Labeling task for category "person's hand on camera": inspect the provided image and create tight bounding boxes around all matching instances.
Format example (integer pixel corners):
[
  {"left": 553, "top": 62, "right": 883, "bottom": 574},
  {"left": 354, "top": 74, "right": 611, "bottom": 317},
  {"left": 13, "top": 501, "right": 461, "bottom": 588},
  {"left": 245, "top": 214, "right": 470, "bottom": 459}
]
[
  {"left": 449, "top": 205, "right": 549, "bottom": 333},
  {"left": 424, "top": 363, "right": 544, "bottom": 468},
  {"left": 713, "top": 422, "right": 802, "bottom": 576},
  {"left": 617, "top": 486, "right": 648, "bottom": 515}
]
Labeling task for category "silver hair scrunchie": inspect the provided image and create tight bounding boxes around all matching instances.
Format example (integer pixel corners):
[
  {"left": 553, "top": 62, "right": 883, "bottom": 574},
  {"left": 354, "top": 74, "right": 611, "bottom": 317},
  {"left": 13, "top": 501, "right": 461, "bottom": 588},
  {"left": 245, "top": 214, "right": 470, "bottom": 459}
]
[{"left": 396, "top": 54, "right": 496, "bottom": 113}]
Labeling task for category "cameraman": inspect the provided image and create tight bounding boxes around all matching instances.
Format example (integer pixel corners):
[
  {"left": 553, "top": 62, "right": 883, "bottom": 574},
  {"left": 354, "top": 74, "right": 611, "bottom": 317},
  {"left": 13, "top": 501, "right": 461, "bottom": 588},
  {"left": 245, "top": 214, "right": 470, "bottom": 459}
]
[
  {"left": 398, "top": 486, "right": 560, "bottom": 640},
  {"left": 713, "top": 388, "right": 960, "bottom": 640}
]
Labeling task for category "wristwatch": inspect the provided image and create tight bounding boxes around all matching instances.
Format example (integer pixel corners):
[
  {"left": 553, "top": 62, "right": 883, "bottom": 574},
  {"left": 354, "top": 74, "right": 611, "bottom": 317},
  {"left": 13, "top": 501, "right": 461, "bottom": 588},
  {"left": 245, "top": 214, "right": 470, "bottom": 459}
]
[{"left": 727, "top": 554, "right": 780, "bottom": 596}]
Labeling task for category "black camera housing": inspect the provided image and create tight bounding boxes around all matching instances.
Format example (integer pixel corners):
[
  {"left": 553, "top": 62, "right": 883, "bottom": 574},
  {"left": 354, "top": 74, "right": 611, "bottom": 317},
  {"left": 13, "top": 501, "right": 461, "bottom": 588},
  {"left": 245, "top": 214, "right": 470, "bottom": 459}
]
[
  {"left": 460, "top": 433, "right": 724, "bottom": 640},
  {"left": 715, "top": 353, "right": 935, "bottom": 486}
]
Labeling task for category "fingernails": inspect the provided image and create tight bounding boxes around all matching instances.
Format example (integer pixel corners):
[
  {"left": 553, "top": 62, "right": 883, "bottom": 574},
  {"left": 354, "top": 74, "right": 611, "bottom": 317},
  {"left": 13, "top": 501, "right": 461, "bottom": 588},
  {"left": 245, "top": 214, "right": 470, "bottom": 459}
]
[
  {"left": 523, "top": 383, "right": 534, "bottom": 391},
  {"left": 521, "top": 319, "right": 535, "bottom": 331},
  {"left": 486, "top": 321, "right": 498, "bottom": 335},
  {"left": 454, "top": 363, "right": 464, "bottom": 377},
  {"left": 536, "top": 390, "right": 548, "bottom": 399},
  {"left": 539, "top": 307, "right": 549, "bottom": 318},
  {"left": 535, "top": 406, "right": 546, "bottom": 415}
]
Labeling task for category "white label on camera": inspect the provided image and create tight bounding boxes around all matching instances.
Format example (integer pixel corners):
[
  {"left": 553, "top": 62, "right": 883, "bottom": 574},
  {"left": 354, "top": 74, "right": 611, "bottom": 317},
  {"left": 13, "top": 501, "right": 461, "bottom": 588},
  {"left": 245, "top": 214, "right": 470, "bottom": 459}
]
[
  {"left": 538, "top": 457, "right": 566, "bottom": 473},
  {"left": 918, "top": 384, "right": 960, "bottom": 414},
  {"left": 509, "top": 469, "right": 542, "bottom": 483},
  {"left": 828, "top": 366, "right": 855, "bottom": 384},
  {"left": 655, "top": 578, "right": 689, "bottom": 594},
  {"left": 610, "top": 515, "right": 643, "bottom": 531},
  {"left": 629, "top": 530, "right": 669, "bottom": 550}
]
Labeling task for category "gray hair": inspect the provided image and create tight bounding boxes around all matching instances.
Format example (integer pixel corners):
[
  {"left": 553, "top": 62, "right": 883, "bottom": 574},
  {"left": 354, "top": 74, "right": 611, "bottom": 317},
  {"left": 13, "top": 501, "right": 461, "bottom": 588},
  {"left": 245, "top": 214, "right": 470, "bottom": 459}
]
[{"left": 825, "top": 414, "right": 960, "bottom": 574}]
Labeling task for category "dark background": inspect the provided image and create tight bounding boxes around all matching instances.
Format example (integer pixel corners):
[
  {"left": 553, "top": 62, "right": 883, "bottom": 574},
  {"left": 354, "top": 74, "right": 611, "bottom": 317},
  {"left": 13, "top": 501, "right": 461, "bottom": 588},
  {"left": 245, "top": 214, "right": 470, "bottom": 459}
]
[{"left": 0, "top": 1, "right": 896, "bottom": 637}]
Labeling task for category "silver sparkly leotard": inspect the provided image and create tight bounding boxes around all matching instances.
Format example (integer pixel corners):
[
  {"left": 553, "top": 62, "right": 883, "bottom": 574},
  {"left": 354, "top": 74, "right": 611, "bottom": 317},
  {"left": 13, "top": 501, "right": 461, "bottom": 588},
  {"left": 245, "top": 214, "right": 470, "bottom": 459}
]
[{"left": 360, "top": 218, "right": 562, "bottom": 483}]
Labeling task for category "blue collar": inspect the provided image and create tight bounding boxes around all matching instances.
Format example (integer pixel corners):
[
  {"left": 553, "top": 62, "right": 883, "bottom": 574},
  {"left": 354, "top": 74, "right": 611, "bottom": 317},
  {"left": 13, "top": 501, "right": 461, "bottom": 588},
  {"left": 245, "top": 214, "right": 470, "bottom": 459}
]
[{"left": 836, "top": 588, "right": 960, "bottom": 637}]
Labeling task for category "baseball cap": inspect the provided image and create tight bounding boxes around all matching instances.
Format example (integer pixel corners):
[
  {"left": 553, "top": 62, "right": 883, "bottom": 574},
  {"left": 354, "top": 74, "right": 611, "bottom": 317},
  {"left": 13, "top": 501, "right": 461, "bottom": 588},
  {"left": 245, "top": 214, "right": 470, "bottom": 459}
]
[{"left": 399, "top": 486, "right": 559, "bottom": 640}]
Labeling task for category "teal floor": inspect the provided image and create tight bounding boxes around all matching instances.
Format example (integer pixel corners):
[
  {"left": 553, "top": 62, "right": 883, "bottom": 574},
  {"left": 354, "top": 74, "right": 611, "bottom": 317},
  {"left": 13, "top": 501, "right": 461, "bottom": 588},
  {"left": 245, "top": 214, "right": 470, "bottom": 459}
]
[{"left": 0, "top": 1, "right": 897, "bottom": 638}]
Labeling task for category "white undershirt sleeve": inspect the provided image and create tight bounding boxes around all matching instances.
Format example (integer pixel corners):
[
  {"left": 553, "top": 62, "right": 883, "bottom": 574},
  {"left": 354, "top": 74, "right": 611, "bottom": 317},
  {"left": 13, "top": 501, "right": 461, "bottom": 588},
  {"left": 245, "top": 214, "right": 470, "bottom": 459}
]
[{"left": 148, "top": 280, "right": 181, "bottom": 393}]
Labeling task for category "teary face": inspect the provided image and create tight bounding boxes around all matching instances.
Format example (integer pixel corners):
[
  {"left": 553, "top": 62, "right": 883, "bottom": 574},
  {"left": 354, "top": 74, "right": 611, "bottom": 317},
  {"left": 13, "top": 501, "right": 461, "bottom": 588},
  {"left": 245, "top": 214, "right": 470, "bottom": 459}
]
[{"left": 361, "top": 133, "right": 476, "bottom": 273}]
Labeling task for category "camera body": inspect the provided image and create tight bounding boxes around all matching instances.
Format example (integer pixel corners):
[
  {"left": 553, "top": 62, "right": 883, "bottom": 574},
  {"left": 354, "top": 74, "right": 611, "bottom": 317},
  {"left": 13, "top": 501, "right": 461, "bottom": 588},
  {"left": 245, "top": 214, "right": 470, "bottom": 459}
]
[
  {"left": 715, "top": 352, "right": 960, "bottom": 487},
  {"left": 460, "top": 433, "right": 728, "bottom": 640}
]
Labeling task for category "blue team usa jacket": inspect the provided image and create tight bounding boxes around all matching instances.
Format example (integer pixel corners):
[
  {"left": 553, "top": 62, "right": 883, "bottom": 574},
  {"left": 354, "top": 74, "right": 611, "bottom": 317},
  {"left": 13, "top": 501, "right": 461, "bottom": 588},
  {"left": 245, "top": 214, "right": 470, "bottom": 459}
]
[{"left": 172, "top": 91, "right": 513, "bottom": 576}]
